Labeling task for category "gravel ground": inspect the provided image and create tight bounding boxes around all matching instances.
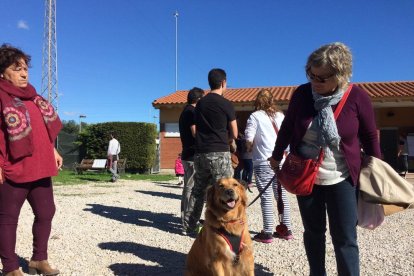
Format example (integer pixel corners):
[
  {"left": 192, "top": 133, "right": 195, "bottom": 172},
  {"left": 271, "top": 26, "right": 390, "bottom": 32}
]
[{"left": 4, "top": 178, "right": 414, "bottom": 275}]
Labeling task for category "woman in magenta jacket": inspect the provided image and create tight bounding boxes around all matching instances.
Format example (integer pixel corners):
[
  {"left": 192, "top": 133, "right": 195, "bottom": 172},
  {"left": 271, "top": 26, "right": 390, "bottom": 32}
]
[
  {"left": 0, "top": 44, "right": 62, "bottom": 276},
  {"left": 270, "top": 42, "right": 381, "bottom": 276}
]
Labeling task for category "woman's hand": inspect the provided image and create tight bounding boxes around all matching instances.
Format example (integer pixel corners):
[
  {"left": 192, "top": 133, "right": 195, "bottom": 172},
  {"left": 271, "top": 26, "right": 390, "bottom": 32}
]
[
  {"left": 268, "top": 157, "right": 280, "bottom": 172},
  {"left": 54, "top": 148, "right": 63, "bottom": 170},
  {"left": 229, "top": 139, "right": 237, "bottom": 153}
]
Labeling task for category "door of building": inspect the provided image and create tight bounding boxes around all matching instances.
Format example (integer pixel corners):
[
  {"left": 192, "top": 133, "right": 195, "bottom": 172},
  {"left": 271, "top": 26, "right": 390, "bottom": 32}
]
[{"left": 380, "top": 128, "right": 399, "bottom": 169}]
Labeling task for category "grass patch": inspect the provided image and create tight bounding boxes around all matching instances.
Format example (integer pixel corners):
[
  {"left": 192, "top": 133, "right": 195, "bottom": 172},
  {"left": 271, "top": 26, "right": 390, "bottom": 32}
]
[{"left": 53, "top": 170, "right": 176, "bottom": 186}]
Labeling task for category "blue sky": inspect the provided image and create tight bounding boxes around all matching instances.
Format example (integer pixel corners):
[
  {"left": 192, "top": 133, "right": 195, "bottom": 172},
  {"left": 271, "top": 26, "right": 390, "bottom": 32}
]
[{"left": 1, "top": 0, "right": 413, "bottom": 124}]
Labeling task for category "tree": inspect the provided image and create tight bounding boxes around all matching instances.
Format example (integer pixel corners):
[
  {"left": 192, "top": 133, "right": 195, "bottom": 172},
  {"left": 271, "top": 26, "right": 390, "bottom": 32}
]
[{"left": 61, "top": 120, "right": 79, "bottom": 134}]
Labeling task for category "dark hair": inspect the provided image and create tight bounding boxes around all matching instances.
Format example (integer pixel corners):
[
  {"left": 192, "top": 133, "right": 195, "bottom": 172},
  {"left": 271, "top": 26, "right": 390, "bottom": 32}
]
[
  {"left": 187, "top": 87, "right": 204, "bottom": 104},
  {"left": 0, "top": 44, "right": 31, "bottom": 74},
  {"left": 110, "top": 132, "right": 117, "bottom": 138},
  {"left": 208, "top": 68, "right": 226, "bottom": 90}
]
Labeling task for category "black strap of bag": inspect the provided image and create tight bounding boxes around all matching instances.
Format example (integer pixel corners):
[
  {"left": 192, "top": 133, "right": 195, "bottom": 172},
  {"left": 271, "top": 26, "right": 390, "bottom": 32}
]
[
  {"left": 199, "top": 111, "right": 222, "bottom": 140},
  {"left": 269, "top": 115, "right": 285, "bottom": 221},
  {"left": 271, "top": 114, "right": 285, "bottom": 222},
  {"left": 199, "top": 110, "right": 236, "bottom": 153}
]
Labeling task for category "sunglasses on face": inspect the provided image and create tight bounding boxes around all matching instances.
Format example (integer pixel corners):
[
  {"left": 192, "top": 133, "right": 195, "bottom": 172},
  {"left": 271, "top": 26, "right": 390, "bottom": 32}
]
[{"left": 306, "top": 70, "right": 335, "bottom": 83}]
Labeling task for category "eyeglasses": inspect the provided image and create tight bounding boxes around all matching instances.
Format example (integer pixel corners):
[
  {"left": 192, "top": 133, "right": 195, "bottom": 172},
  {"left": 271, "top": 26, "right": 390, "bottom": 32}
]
[{"left": 306, "top": 70, "right": 335, "bottom": 83}]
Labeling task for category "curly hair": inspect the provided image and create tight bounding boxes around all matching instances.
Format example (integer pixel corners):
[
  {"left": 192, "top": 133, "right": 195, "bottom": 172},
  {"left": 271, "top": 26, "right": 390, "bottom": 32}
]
[
  {"left": 254, "top": 89, "right": 280, "bottom": 116},
  {"left": 305, "top": 42, "right": 352, "bottom": 90},
  {"left": 0, "top": 43, "right": 31, "bottom": 74}
]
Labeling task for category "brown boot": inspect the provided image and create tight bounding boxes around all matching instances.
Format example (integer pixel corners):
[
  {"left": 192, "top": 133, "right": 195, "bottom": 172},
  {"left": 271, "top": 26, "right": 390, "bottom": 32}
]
[
  {"left": 4, "top": 269, "right": 24, "bottom": 276},
  {"left": 28, "top": 260, "right": 59, "bottom": 275}
]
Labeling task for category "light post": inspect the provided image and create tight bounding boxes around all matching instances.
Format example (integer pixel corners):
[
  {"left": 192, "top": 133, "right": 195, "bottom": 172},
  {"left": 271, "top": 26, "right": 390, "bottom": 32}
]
[
  {"left": 174, "top": 10, "right": 178, "bottom": 91},
  {"left": 79, "top": 114, "right": 86, "bottom": 133},
  {"left": 153, "top": 115, "right": 158, "bottom": 131}
]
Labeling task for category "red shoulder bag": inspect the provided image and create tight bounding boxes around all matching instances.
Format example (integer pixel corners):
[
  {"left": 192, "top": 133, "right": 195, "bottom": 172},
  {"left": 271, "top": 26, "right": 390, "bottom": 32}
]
[{"left": 278, "top": 85, "right": 352, "bottom": 196}]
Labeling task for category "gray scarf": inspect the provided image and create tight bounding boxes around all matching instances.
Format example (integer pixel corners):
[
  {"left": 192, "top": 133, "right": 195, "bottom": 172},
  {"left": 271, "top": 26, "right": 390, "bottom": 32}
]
[{"left": 312, "top": 88, "right": 345, "bottom": 149}]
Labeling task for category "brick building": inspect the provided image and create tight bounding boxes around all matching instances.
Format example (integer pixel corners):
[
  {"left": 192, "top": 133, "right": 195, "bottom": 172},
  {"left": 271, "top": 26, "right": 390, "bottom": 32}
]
[{"left": 152, "top": 81, "right": 414, "bottom": 173}]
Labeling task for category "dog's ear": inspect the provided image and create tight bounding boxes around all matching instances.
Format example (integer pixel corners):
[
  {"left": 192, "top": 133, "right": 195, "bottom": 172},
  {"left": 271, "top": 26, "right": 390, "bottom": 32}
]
[{"left": 206, "top": 184, "right": 216, "bottom": 207}]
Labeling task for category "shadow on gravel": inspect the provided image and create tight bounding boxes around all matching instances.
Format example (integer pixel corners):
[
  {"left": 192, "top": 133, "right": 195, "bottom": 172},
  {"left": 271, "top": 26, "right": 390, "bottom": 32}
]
[
  {"left": 136, "top": 190, "right": 181, "bottom": 200},
  {"left": 153, "top": 181, "right": 177, "bottom": 185},
  {"left": 84, "top": 204, "right": 182, "bottom": 234},
  {"left": 99, "top": 241, "right": 273, "bottom": 276},
  {"left": 255, "top": 265, "right": 275, "bottom": 276},
  {"left": 153, "top": 182, "right": 183, "bottom": 189},
  {"left": 18, "top": 256, "right": 28, "bottom": 273},
  {"left": 77, "top": 177, "right": 108, "bottom": 182},
  {"left": 99, "top": 241, "right": 186, "bottom": 275}
]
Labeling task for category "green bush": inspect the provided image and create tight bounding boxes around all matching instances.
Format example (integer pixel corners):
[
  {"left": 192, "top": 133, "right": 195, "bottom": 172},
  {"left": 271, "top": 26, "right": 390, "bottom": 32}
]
[{"left": 79, "top": 122, "right": 157, "bottom": 173}]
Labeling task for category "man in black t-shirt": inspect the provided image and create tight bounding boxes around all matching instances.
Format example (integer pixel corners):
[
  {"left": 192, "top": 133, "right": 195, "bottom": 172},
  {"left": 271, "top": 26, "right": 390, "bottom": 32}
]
[
  {"left": 179, "top": 87, "right": 204, "bottom": 232},
  {"left": 184, "top": 68, "right": 238, "bottom": 235}
]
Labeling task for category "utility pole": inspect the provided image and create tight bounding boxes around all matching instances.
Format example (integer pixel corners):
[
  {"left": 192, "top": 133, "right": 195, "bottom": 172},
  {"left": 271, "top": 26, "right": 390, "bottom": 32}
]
[
  {"left": 79, "top": 115, "right": 86, "bottom": 133},
  {"left": 41, "top": 0, "right": 59, "bottom": 111},
  {"left": 174, "top": 10, "right": 179, "bottom": 91}
]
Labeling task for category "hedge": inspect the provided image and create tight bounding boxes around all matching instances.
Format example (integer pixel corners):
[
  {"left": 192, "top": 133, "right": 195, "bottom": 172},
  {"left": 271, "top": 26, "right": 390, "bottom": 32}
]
[{"left": 78, "top": 122, "right": 157, "bottom": 173}]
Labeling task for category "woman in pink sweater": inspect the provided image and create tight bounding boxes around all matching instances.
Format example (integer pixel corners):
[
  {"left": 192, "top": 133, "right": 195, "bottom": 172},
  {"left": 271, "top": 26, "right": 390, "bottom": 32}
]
[{"left": 0, "top": 44, "right": 62, "bottom": 276}]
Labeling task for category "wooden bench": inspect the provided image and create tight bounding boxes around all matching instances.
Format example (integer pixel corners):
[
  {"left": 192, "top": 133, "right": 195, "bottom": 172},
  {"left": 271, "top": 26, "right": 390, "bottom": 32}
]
[{"left": 74, "top": 158, "right": 127, "bottom": 174}]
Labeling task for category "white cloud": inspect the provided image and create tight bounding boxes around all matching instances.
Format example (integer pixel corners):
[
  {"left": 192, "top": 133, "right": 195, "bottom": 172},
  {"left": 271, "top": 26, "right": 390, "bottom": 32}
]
[
  {"left": 17, "top": 20, "right": 29, "bottom": 30},
  {"left": 63, "top": 111, "right": 78, "bottom": 116}
]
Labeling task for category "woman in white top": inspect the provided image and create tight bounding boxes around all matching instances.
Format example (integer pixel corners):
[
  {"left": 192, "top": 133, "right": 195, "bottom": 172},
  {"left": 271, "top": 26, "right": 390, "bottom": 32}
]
[{"left": 245, "top": 89, "right": 293, "bottom": 243}]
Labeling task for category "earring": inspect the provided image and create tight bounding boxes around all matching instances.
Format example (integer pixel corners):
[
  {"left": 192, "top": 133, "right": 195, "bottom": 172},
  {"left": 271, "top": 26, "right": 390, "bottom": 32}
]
[{"left": 0, "top": 74, "right": 3, "bottom": 78}]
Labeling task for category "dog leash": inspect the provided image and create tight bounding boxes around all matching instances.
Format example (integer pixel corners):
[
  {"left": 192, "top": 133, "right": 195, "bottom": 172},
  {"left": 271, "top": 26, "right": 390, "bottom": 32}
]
[{"left": 247, "top": 174, "right": 276, "bottom": 207}]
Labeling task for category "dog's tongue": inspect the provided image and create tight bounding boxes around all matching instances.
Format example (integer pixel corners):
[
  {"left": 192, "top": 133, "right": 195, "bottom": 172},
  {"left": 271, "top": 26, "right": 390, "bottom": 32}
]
[{"left": 227, "top": 200, "right": 236, "bottom": 208}]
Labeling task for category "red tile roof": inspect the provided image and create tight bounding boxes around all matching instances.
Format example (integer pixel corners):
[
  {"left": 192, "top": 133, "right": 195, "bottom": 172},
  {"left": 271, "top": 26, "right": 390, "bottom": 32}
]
[{"left": 152, "top": 81, "right": 414, "bottom": 107}]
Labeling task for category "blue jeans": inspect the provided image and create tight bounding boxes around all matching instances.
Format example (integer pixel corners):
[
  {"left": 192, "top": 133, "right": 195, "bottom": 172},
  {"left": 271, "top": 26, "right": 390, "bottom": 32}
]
[
  {"left": 242, "top": 158, "right": 253, "bottom": 183},
  {"left": 234, "top": 166, "right": 242, "bottom": 180},
  {"left": 297, "top": 178, "right": 359, "bottom": 276}
]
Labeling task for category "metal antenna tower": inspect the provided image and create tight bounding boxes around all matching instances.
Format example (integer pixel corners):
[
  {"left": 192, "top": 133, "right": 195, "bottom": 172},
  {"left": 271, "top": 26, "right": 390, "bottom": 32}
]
[{"left": 41, "top": 0, "right": 59, "bottom": 111}]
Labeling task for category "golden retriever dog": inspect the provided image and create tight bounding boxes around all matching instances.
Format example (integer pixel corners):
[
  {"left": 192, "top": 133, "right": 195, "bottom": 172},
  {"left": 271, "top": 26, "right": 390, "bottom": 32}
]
[{"left": 185, "top": 178, "right": 254, "bottom": 276}]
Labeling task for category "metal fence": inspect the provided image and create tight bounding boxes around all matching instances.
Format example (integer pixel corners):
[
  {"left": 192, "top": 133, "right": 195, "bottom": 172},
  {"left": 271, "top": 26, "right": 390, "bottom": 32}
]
[
  {"left": 57, "top": 131, "right": 79, "bottom": 170},
  {"left": 151, "top": 141, "right": 160, "bottom": 174}
]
